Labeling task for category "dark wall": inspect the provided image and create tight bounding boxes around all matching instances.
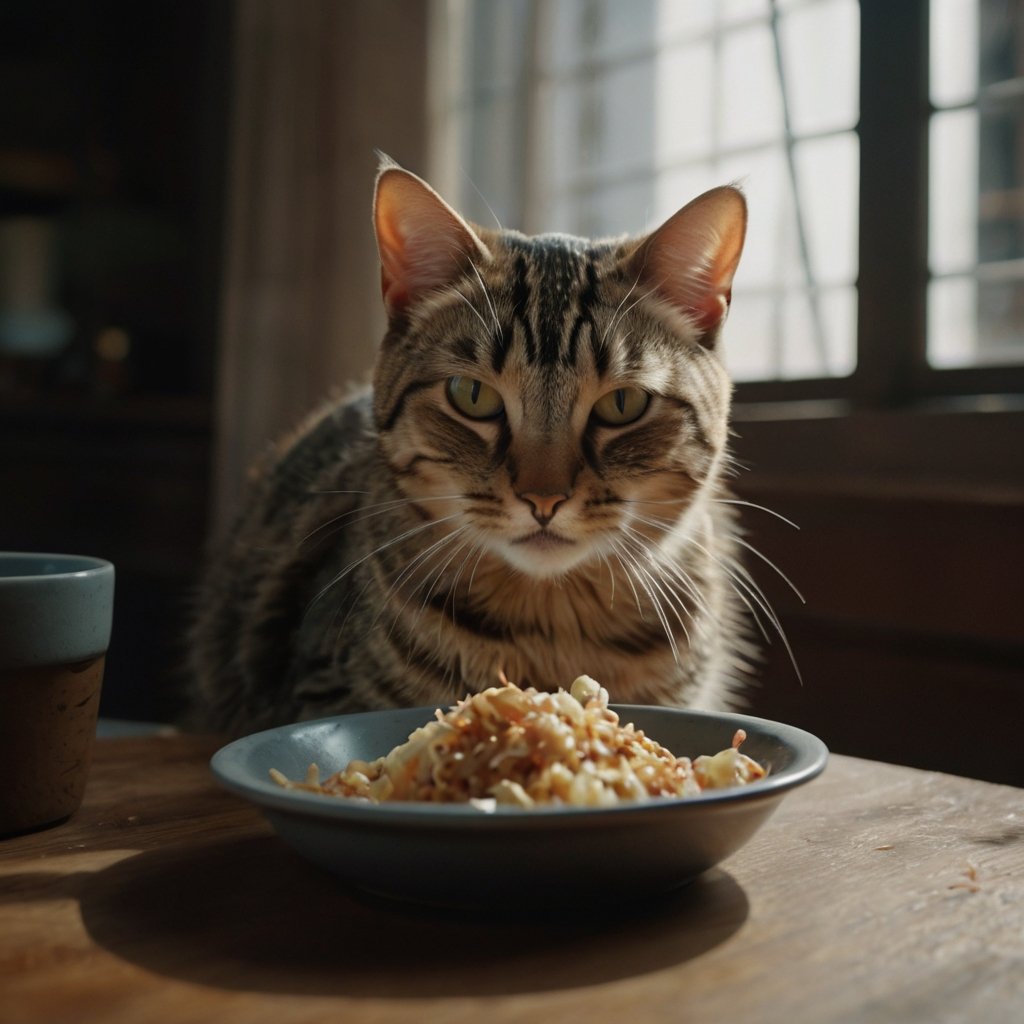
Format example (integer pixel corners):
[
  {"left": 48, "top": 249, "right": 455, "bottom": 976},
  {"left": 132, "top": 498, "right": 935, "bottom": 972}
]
[
  {"left": 0, "top": 1, "right": 230, "bottom": 721},
  {"left": 735, "top": 409, "right": 1024, "bottom": 787}
]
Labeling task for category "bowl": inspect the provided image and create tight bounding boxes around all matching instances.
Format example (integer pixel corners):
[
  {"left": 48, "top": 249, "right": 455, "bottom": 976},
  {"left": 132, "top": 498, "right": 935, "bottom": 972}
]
[{"left": 211, "top": 705, "right": 828, "bottom": 910}]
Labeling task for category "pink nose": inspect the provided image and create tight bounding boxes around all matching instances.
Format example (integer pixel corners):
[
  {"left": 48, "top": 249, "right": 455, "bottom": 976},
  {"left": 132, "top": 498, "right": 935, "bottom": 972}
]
[{"left": 519, "top": 491, "right": 569, "bottom": 527}]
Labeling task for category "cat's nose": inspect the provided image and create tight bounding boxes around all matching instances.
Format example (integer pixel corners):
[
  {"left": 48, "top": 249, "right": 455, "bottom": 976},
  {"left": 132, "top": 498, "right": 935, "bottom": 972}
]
[{"left": 520, "top": 491, "right": 569, "bottom": 527}]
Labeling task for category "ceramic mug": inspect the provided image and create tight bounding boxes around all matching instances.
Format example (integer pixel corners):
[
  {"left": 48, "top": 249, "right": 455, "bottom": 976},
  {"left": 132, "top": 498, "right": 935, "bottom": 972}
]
[{"left": 0, "top": 552, "right": 115, "bottom": 836}]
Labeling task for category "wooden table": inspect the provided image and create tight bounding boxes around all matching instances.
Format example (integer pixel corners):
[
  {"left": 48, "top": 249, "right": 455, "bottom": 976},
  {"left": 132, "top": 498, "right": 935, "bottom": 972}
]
[{"left": 1, "top": 735, "right": 1021, "bottom": 1024}]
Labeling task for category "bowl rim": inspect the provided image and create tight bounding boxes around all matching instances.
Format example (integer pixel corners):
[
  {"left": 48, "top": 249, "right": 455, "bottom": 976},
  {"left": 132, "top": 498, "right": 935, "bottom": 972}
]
[{"left": 210, "top": 705, "right": 829, "bottom": 829}]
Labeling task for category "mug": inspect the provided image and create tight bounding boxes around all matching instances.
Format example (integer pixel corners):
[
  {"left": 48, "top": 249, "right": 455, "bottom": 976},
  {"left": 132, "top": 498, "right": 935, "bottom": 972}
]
[{"left": 0, "top": 552, "right": 115, "bottom": 836}]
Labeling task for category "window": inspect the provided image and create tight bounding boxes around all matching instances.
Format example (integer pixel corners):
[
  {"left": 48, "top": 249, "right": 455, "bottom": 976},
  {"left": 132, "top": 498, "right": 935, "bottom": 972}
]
[
  {"left": 433, "top": 0, "right": 1024, "bottom": 404},
  {"left": 929, "top": 0, "right": 1024, "bottom": 370}
]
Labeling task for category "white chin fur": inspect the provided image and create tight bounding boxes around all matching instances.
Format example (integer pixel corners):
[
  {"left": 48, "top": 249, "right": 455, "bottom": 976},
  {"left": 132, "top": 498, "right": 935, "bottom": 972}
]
[{"left": 495, "top": 538, "right": 594, "bottom": 578}]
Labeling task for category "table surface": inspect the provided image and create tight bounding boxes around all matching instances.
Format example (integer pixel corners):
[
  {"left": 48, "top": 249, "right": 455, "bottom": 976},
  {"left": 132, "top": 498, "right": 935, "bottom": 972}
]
[{"left": 1, "top": 735, "right": 1021, "bottom": 1024}]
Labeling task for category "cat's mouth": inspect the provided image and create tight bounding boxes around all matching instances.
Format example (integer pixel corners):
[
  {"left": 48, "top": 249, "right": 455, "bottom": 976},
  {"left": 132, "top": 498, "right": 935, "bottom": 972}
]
[
  {"left": 497, "top": 527, "right": 591, "bottom": 577},
  {"left": 512, "top": 529, "right": 576, "bottom": 549}
]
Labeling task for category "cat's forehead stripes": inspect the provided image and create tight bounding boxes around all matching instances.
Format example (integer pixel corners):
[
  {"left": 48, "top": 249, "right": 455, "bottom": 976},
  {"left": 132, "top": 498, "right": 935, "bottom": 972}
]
[{"left": 487, "top": 234, "right": 613, "bottom": 372}]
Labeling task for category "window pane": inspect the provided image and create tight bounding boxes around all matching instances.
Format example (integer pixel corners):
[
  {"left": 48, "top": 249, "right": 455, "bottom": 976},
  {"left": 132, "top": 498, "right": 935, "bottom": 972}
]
[
  {"left": 719, "top": 24, "right": 785, "bottom": 148},
  {"left": 928, "top": 0, "right": 1024, "bottom": 369},
  {"left": 723, "top": 293, "right": 780, "bottom": 381},
  {"left": 655, "top": 42, "right": 715, "bottom": 165},
  {"left": 779, "top": 0, "right": 860, "bottom": 135},
  {"left": 780, "top": 285, "right": 857, "bottom": 379},
  {"left": 930, "top": 109, "right": 979, "bottom": 274},
  {"left": 540, "top": 61, "right": 657, "bottom": 190},
  {"left": 928, "top": 275, "right": 1024, "bottom": 369},
  {"left": 722, "top": 0, "right": 770, "bottom": 21},
  {"left": 979, "top": 104, "right": 1024, "bottom": 264},
  {"left": 793, "top": 131, "right": 860, "bottom": 285},
  {"left": 928, "top": 276, "right": 977, "bottom": 368},
  {"left": 543, "top": 0, "right": 657, "bottom": 73},
  {"left": 581, "top": 179, "right": 658, "bottom": 237},
  {"left": 722, "top": 285, "right": 857, "bottom": 382},
  {"left": 978, "top": 0, "right": 1024, "bottom": 88},
  {"left": 653, "top": 162, "right": 719, "bottom": 225},
  {"left": 719, "top": 145, "right": 801, "bottom": 290},
  {"left": 931, "top": 0, "right": 979, "bottom": 107},
  {"left": 656, "top": 0, "right": 715, "bottom": 39}
]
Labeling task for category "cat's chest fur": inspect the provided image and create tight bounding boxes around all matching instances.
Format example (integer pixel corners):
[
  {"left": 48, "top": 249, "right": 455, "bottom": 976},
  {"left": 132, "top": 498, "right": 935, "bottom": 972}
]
[{"left": 187, "top": 158, "right": 755, "bottom": 735}]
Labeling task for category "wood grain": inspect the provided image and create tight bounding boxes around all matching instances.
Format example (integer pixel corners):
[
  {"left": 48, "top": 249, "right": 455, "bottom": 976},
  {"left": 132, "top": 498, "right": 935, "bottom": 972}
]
[{"left": 0, "top": 736, "right": 1021, "bottom": 1024}]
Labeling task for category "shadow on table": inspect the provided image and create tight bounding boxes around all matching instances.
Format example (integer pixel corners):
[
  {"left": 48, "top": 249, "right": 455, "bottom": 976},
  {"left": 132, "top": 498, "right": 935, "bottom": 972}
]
[{"left": 75, "top": 833, "right": 750, "bottom": 997}]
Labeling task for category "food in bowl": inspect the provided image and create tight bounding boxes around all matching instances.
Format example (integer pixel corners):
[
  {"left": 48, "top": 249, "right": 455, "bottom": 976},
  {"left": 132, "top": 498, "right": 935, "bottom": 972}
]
[{"left": 270, "top": 676, "right": 766, "bottom": 808}]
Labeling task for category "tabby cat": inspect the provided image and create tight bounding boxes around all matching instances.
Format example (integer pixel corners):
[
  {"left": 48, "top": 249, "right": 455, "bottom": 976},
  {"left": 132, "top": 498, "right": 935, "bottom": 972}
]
[{"left": 188, "top": 156, "right": 759, "bottom": 735}]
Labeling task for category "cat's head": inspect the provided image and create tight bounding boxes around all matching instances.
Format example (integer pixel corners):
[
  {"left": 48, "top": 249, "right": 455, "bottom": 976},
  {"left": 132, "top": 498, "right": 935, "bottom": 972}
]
[{"left": 370, "top": 157, "right": 746, "bottom": 580}]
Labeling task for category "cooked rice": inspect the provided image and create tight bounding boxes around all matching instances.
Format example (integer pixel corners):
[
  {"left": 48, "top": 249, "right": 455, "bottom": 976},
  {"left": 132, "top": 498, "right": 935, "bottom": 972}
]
[
  {"left": 270, "top": 676, "right": 766, "bottom": 808},
  {"left": 268, "top": 671, "right": 765, "bottom": 806}
]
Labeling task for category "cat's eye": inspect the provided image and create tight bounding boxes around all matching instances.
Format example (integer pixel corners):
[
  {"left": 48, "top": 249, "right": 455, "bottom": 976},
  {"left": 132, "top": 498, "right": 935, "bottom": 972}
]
[
  {"left": 591, "top": 387, "right": 649, "bottom": 426},
  {"left": 446, "top": 376, "right": 505, "bottom": 419}
]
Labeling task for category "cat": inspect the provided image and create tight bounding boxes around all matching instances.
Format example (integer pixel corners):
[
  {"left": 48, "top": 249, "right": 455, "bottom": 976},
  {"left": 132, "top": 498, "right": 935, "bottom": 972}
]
[{"left": 187, "top": 155, "right": 760, "bottom": 736}]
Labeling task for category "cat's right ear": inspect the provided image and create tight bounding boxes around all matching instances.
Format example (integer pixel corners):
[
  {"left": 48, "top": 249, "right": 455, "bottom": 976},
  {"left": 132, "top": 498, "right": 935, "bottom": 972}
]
[
  {"left": 627, "top": 185, "right": 747, "bottom": 347},
  {"left": 373, "top": 162, "right": 491, "bottom": 315}
]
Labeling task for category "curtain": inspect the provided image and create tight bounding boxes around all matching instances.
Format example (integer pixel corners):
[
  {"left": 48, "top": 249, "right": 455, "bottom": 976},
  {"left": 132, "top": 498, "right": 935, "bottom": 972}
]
[{"left": 212, "top": 0, "right": 430, "bottom": 536}]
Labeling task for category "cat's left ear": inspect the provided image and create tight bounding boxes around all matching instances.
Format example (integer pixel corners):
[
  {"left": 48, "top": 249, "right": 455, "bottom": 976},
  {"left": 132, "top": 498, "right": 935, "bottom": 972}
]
[
  {"left": 629, "top": 185, "right": 747, "bottom": 346},
  {"left": 374, "top": 159, "right": 491, "bottom": 315}
]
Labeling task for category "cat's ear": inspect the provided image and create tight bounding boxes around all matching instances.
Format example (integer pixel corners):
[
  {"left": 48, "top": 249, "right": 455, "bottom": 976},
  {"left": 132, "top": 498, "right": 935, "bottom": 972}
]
[
  {"left": 373, "top": 160, "right": 491, "bottom": 314},
  {"left": 629, "top": 185, "right": 747, "bottom": 345}
]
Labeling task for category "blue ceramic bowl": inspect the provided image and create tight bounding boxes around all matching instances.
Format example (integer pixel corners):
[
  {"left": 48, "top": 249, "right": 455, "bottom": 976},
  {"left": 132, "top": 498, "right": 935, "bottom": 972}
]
[{"left": 212, "top": 705, "right": 828, "bottom": 910}]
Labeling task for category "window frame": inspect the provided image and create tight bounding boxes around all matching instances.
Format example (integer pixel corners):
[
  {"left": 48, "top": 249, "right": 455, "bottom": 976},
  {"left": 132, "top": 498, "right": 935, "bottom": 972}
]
[{"left": 735, "top": 0, "right": 1024, "bottom": 408}]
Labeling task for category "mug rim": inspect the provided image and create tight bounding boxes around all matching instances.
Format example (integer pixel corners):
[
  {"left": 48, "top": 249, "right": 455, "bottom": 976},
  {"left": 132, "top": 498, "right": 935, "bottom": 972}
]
[
  {"left": 0, "top": 552, "right": 114, "bottom": 582},
  {"left": 0, "top": 553, "right": 115, "bottom": 669}
]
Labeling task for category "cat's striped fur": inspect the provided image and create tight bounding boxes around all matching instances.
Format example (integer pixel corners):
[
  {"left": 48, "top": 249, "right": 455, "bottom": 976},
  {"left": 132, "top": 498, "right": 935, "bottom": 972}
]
[{"left": 188, "top": 158, "right": 759, "bottom": 735}]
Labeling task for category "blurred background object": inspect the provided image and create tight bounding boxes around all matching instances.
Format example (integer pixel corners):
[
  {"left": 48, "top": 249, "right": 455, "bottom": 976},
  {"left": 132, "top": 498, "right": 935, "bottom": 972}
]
[{"left": 1, "top": 0, "right": 1020, "bottom": 783}]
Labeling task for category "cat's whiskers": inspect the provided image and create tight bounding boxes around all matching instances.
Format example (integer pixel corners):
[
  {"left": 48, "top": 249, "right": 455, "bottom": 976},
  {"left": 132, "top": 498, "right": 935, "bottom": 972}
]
[
  {"left": 687, "top": 535, "right": 803, "bottom": 685},
  {"left": 298, "top": 493, "right": 472, "bottom": 548},
  {"left": 378, "top": 523, "right": 474, "bottom": 636},
  {"left": 411, "top": 529, "right": 478, "bottom": 634},
  {"left": 719, "top": 554, "right": 781, "bottom": 647},
  {"left": 304, "top": 511, "right": 465, "bottom": 622},
  {"left": 608, "top": 542, "right": 654, "bottom": 627},
  {"left": 732, "top": 534, "right": 805, "bottom": 603},
  {"left": 452, "top": 287, "right": 492, "bottom": 336},
  {"left": 434, "top": 540, "right": 495, "bottom": 689},
  {"left": 718, "top": 452, "right": 748, "bottom": 480},
  {"left": 624, "top": 497, "right": 803, "bottom": 605},
  {"left": 368, "top": 525, "right": 477, "bottom": 679},
  {"left": 440, "top": 537, "right": 491, "bottom": 695},
  {"left": 465, "top": 540, "right": 491, "bottom": 604},
  {"left": 387, "top": 529, "right": 481, "bottom": 684},
  {"left": 608, "top": 536, "right": 683, "bottom": 661},
  {"left": 601, "top": 266, "right": 645, "bottom": 347},
  {"left": 630, "top": 506, "right": 776, "bottom": 625},
  {"left": 619, "top": 526, "right": 697, "bottom": 645},
  {"left": 446, "top": 526, "right": 503, "bottom": 628},
  {"left": 607, "top": 543, "right": 648, "bottom": 623},
  {"left": 622, "top": 519, "right": 715, "bottom": 624},
  {"left": 597, "top": 552, "right": 617, "bottom": 608},
  {"left": 466, "top": 259, "right": 502, "bottom": 338},
  {"left": 630, "top": 496, "right": 805, "bottom": 624},
  {"left": 326, "top": 521, "right": 471, "bottom": 658},
  {"left": 713, "top": 497, "right": 800, "bottom": 531}
]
